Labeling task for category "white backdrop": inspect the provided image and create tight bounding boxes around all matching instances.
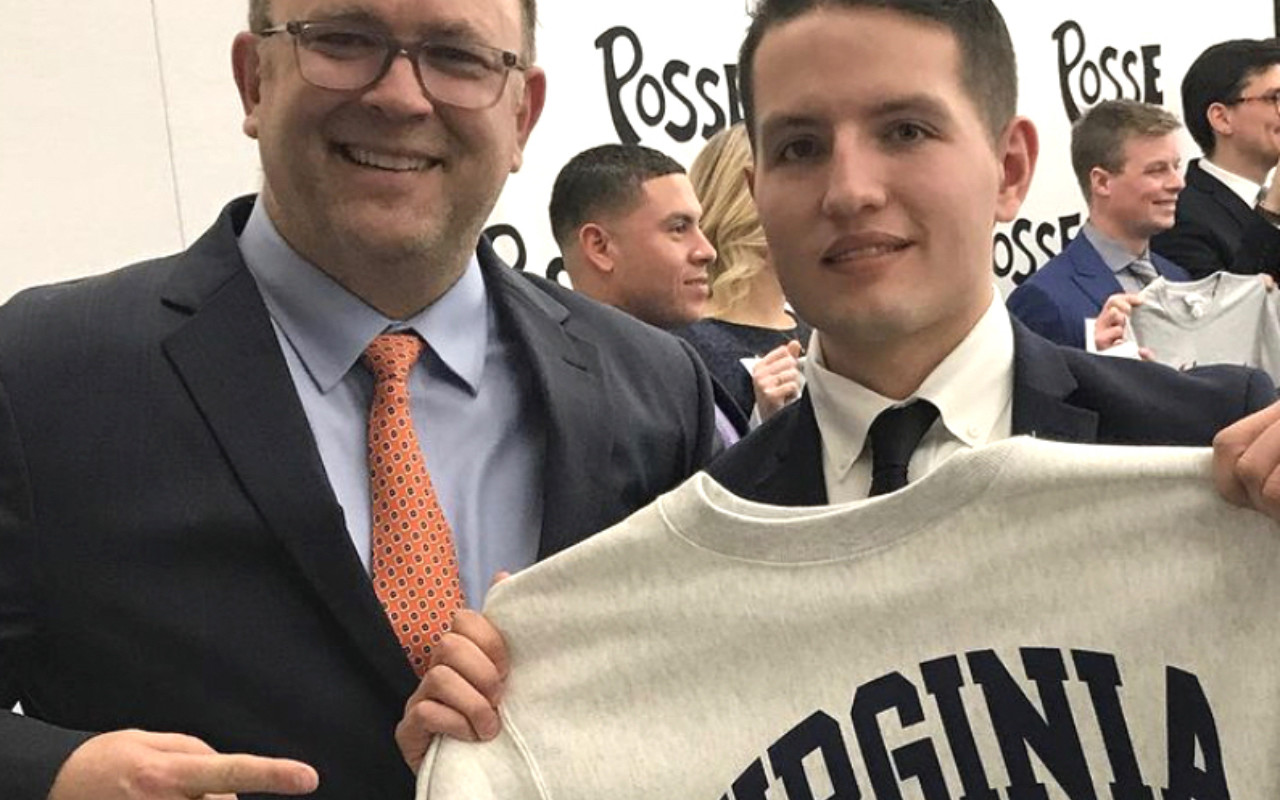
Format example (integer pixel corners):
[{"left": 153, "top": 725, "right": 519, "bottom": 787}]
[{"left": 1, "top": 1, "right": 1274, "bottom": 302}]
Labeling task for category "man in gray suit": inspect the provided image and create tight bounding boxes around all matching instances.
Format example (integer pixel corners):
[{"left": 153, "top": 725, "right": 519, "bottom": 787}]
[{"left": 0, "top": 0, "right": 716, "bottom": 798}]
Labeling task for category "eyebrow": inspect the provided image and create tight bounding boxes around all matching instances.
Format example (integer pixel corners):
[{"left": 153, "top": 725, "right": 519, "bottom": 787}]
[
  {"left": 870, "top": 94, "right": 953, "bottom": 121},
  {"left": 419, "top": 20, "right": 489, "bottom": 42},
  {"left": 304, "top": 6, "right": 380, "bottom": 24},
  {"left": 302, "top": 6, "right": 491, "bottom": 43},
  {"left": 759, "top": 93, "right": 954, "bottom": 141},
  {"left": 757, "top": 115, "right": 822, "bottom": 147}
]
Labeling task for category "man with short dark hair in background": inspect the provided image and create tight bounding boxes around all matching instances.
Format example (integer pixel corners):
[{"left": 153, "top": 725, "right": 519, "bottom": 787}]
[
  {"left": 549, "top": 143, "right": 717, "bottom": 329},
  {"left": 0, "top": 0, "right": 717, "bottom": 798},
  {"left": 1008, "top": 99, "right": 1190, "bottom": 352},
  {"left": 1152, "top": 38, "right": 1280, "bottom": 279}
]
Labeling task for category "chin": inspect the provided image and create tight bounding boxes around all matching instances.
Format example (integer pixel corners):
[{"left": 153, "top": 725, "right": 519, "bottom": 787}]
[{"left": 339, "top": 224, "right": 437, "bottom": 261}]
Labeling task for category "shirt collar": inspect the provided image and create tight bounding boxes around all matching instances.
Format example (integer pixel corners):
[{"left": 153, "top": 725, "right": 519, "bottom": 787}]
[
  {"left": 1080, "top": 220, "right": 1151, "bottom": 275},
  {"left": 807, "top": 289, "right": 1015, "bottom": 478},
  {"left": 236, "top": 200, "right": 489, "bottom": 395},
  {"left": 1201, "top": 158, "right": 1265, "bottom": 208}
]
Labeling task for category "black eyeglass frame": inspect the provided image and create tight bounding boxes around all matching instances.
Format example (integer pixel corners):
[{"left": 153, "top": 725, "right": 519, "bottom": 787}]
[{"left": 259, "top": 19, "right": 527, "bottom": 109}]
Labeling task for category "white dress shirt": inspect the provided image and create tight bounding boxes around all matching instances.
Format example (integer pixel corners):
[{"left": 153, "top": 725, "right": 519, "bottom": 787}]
[
  {"left": 807, "top": 289, "right": 1014, "bottom": 502},
  {"left": 1200, "top": 158, "right": 1265, "bottom": 208}
]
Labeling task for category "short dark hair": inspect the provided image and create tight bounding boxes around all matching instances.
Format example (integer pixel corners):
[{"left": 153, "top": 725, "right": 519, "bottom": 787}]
[
  {"left": 248, "top": 0, "right": 540, "bottom": 61},
  {"left": 1070, "top": 100, "right": 1182, "bottom": 201},
  {"left": 1181, "top": 38, "right": 1280, "bottom": 157},
  {"left": 548, "top": 145, "right": 686, "bottom": 248},
  {"left": 738, "top": 0, "right": 1017, "bottom": 148}
]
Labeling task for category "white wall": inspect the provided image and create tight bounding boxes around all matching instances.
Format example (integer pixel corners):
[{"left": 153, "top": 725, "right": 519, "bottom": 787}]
[{"left": 1, "top": 1, "right": 1273, "bottom": 302}]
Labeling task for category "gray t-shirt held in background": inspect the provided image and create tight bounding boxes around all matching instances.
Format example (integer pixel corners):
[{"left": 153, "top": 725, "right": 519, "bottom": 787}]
[{"left": 1131, "top": 272, "right": 1280, "bottom": 382}]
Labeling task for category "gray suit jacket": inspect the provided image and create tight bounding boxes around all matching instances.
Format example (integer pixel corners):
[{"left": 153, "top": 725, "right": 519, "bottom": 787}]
[{"left": 0, "top": 196, "right": 717, "bottom": 799}]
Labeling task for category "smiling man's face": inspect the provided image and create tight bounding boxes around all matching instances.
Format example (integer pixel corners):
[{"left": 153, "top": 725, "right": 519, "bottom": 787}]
[{"left": 236, "top": 0, "right": 542, "bottom": 281}]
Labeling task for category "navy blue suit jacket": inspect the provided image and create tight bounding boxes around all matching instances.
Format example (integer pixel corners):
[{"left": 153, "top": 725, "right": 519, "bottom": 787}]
[
  {"left": 0, "top": 197, "right": 718, "bottom": 800},
  {"left": 1151, "top": 159, "right": 1280, "bottom": 281},
  {"left": 1006, "top": 234, "right": 1188, "bottom": 350},
  {"left": 708, "top": 318, "right": 1274, "bottom": 506}
]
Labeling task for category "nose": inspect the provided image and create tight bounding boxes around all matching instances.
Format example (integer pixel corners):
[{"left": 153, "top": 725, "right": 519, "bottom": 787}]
[
  {"left": 361, "top": 50, "right": 436, "bottom": 118},
  {"left": 820, "top": 133, "right": 886, "bottom": 220},
  {"left": 1168, "top": 168, "right": 1186, "bottom": 193},
  {"left": 690, "top": 226, "right": 717, "bottom": 267}
]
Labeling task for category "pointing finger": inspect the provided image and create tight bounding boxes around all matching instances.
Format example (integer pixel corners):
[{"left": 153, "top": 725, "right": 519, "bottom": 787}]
[{"left": 175, "top": 753, "right": 319, "bottom": 797}]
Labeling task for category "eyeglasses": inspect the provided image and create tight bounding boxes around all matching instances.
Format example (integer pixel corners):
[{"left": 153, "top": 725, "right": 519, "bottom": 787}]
[
  {"left": 259, "top": 20, "right": 526, "bottom": 110},
  {"left": 1228, "top": 91, "right": 1280, "bottom": 113}
]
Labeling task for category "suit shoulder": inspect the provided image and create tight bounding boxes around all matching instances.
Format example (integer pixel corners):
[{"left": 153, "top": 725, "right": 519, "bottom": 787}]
[
  {"left": 1006, "top": 248, "right": 1081, "bottom": 312},
  {"left": 1019, "top": 248, "right": 1078, "bottom": 287},
  {"left": 0, "top": 253, "right": 185, "bottom": 340},
  {"left": 1053, "top": 346, "right": 1272, "bottom": 438},
  {"left": 506, "top": 269, "right": 698, "bottom": 360},
  {"left": 1170, "top": 186, "right": 1221, "bottom": 229}
]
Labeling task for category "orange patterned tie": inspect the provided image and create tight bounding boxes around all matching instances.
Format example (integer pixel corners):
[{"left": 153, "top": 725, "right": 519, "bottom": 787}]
[{"left": 363, "top": 333, "right": 464, "bottom": 677}]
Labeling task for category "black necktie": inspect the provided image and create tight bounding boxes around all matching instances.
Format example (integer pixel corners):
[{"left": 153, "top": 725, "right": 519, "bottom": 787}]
[{"left": 868, "top": 400, "right": 940, "bottom": 497}]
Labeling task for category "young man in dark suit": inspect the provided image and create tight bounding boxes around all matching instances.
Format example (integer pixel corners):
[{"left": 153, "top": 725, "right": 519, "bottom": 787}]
[
  {"left": 1007, "top": 100, "right": 1190, "bottom": 352},
  {"left": 0, "top": 0, "right": 717, "bottom": 798},
  {"left": 709, "top": 0, "right": 1274, "bottom": 508},
  {"left": 1151, "top": 38, "right": 1280, "bottom": 280},
  {"left": 400, "top": 0, "right": 1280, "bottom": 764}
]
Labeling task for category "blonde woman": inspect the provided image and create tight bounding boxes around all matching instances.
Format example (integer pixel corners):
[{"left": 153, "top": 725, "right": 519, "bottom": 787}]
[{"left": 676, "top": 123, "right": 810, "bottom": 439}]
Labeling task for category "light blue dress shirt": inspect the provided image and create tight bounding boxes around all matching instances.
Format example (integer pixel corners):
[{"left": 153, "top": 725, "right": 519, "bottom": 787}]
[{"left": 237, "top": 201, "right": 544, "bottom": 606}]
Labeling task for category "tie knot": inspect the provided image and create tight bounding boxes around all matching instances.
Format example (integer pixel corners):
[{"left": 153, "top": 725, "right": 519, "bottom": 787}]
[
  {"left": 363, "top": 333, "right": 424, "bottom": 383},
  {"left": 1128, "top": 257, "right": 1159, "bottom": 286},
  {"left": 867, "top": 400, "right": 940, "bottom": 496}
]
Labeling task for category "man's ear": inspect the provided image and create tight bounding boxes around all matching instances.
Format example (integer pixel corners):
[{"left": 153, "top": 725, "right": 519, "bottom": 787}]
[
  {"left": 232, "top": 32, "right": 264, "bottom": 140},
  {"left": 1207, "top": 101, "right": 1234, "bottom": 140},
  {"left": 1089, "top": 165, "right": 1112, "bottom": 200},
  {"left": 510, "top": 66, "right": 547, "bottom": 173},
  {"left": 577, "top": 223, "right": 616, "bottom": 275},
  {"left": 994, "top": 116, "right": 1039, "bottom": 224}
]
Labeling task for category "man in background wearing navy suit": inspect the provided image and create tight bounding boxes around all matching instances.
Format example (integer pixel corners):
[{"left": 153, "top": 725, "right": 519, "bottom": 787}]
[{"left": 1008, "top": 100, "right": 1190, "bottom": 352}]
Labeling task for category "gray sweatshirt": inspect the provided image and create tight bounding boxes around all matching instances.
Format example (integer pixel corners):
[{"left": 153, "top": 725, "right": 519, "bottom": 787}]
[{"left": 418, "top": 438, "right": 1280, "bottom": 800}]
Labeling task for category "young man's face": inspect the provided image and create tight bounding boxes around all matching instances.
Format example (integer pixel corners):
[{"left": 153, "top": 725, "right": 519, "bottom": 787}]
[
  {"left": 748, "top": 6, "right": 1033, "bottom": 374},
  {"left": 1218, "top": 64, "right": 1280, "bottom": 169},
  {"left": 602, "top": 174, "right": 716, "bottom": 329},
  {"left": 1093, "top": 132, "right": 1184, "bottom": 242}
]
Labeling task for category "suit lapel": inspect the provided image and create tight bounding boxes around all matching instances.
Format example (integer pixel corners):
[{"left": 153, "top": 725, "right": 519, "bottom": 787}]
[
  {"left": 725, "top": 393, "right": 827, "bottom": 506},
  {"left": 1189, "top": 160, "right": 1254, "bottom": 230},
  {"left": 160, "top": 199, "right": 416, "bottom": 697},
  {"left": 478, "top": 247, "right": 614, "bottom": 559},
  {"left": 1010, "top": 319, "right": 1099, "bottom": 443},
  {"left": 1066, "top": 236, "right": 1124, "bottom": 307}
]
